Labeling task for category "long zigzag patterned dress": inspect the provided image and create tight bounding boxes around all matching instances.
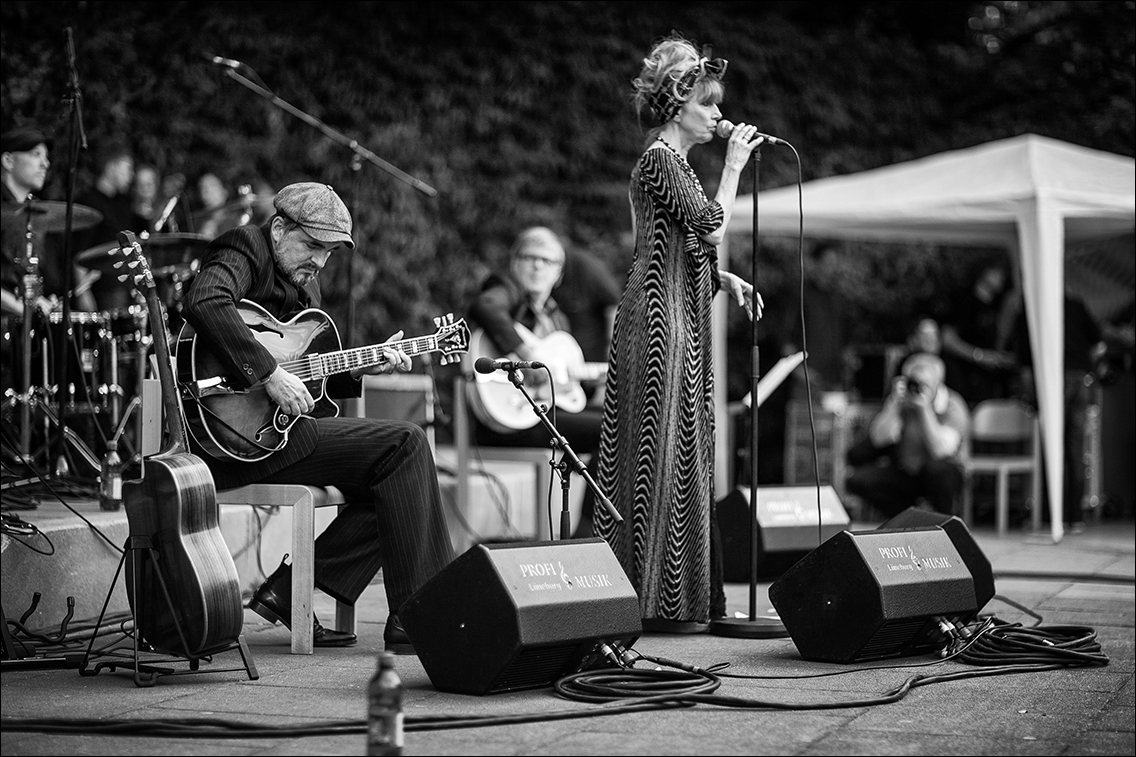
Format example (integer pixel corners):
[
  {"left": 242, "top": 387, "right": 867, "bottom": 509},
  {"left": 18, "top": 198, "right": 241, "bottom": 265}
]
[{"left": 595, "top": 141, "right": 722, "bottom": 623}]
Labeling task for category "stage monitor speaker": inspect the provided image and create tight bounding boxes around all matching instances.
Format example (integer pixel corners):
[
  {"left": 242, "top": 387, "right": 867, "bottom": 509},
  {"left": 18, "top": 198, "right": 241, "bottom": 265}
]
[
  {"left": 878, "top": 507, "right": 995, "bottom": 610},
  {"left": 399, "top": 538, "right": 641, "bottom": 695},
  {"left": 768, "top": 527, "right": 981, "bottom": 663},
  {"left": 718, "top": 485, "right": 850, "bottom": 581}
]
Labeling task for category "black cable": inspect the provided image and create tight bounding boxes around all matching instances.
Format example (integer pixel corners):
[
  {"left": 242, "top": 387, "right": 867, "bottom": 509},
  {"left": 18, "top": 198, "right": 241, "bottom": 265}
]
[
  {"left": 1, "top": 512, "right": 56, "bottom": 555},
  {"left": 955, "top": 618, "right": 1109, "bottom": 667},
  {"left": 0, "top": 422, "right": 123, "bottom": 555}
]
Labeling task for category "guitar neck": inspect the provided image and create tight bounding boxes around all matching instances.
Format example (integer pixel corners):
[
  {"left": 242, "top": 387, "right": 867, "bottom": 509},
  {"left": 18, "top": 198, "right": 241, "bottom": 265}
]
[
  {"left": 291, "top": 334, "right": 447, "bottom": 379},
  {"left": 124, "top": 232, "right": 189, "bottom": 455}
]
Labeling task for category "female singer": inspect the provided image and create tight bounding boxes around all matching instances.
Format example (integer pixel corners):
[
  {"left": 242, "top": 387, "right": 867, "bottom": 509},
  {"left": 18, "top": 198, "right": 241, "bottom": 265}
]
[{"left": 594, "top": 34, "right": 764, "bottom": 633}]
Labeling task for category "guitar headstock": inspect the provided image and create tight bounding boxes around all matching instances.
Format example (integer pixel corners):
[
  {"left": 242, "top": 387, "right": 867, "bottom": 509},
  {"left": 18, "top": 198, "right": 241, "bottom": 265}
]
[
  {"left": 113, "top": 230, "right": 157, "bottom": 296},
  {"left": 431, "top": 313, "right": 471, "bottom": 366}
]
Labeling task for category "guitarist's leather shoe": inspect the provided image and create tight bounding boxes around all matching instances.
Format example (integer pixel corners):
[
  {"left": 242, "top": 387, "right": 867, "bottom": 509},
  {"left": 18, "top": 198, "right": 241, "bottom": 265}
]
[
  {"left": 247, "top": 559, "right": 357, "bottom": 647},
  {"left": 383, "top": 614, "right": 414, "bottom": 655}
]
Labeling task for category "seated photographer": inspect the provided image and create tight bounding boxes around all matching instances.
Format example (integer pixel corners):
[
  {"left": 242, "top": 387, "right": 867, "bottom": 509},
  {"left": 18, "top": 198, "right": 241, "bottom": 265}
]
[{"left": 845, "top": 352, "right": 970, "bottom": 518}]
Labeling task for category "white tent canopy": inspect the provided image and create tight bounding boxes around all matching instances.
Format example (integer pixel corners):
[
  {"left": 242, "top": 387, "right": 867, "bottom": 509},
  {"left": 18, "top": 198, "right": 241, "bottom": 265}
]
[{"left": 729, "top": 133, "right": 1136, "bottom": 542}]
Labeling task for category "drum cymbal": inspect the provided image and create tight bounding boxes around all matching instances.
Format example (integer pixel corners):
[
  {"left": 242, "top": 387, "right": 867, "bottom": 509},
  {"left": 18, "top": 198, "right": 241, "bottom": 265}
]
[
  {"left": 76, "top": 232, "right": 210, "bottom": 268},
  {"left": 0, "top": 200, "right": 103, "bottom": 233}
]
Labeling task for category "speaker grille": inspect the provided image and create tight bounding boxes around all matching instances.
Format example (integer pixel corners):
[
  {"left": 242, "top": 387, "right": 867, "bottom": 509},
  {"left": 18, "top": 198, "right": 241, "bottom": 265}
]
[
  {"left": 858, "top": 618, "right": 931, "bottom": 660},
  {"left": 492, "top": 644, "right": 580, "bottom": 694}
]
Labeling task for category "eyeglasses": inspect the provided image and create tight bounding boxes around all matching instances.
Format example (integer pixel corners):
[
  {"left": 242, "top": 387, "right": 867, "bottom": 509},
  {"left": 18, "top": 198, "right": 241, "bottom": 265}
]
[{"left": 514, "top": 253, "right": 563, "bottom": 269}]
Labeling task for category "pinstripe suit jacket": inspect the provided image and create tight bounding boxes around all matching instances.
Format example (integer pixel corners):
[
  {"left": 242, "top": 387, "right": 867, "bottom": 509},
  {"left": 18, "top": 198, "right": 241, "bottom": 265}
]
[{"left": 182, "top": 222, "right": 360, "bottom": 489}]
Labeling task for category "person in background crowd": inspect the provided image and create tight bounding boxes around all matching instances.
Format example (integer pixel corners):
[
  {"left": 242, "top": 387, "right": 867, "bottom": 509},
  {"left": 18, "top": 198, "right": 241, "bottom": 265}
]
[
  {"left": 131, "top": 163, "right": 162, "bottom": 230},
  {"left": 76, "top": 141, "right": 147, "bottom": 311},
  {"left": 1012, "top": 286, "right": 1106, "bottom": 530},
  {"left": 845, "top": 352, "right": 970, "bottom": 519},
  {"left": 195, "top": 172, "right": 243, "bottom": 240},
  {"left": 940, "top": 260, "right": 1019, "bottom": 406}
]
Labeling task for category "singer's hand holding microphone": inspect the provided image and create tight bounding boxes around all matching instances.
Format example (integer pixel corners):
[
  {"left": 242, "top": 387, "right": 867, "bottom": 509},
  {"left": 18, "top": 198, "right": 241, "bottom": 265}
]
[{"left": 718, "top": 119, "right": 767, "bottom": 169}]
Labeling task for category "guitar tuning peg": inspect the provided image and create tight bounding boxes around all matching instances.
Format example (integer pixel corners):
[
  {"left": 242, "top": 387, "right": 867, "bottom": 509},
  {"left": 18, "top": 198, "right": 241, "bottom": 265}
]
[
  {"left": 433, "top": 316, "right": 440, "bottom": 327},
  {"left": 117, "top": 274, "right": 129, "bottom": 283}
]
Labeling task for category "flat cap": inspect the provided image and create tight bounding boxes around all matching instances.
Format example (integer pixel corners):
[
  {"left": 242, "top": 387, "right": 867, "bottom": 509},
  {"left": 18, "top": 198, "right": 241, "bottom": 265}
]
[
  {"left": 274, "top": 182, "right": 354, "bottom": 249},
  {"left": 1, "top": 126, "right": 53, "bottom": 154}
]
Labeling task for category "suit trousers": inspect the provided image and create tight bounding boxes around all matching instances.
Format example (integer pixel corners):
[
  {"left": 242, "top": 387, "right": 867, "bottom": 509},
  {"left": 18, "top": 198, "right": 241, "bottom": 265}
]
[{"left": 257, "top": 417, "right": 455, "bottom": 612}]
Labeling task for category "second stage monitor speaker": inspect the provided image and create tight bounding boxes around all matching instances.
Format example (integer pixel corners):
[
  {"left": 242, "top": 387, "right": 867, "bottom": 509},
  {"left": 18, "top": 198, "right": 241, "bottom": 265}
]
[
  {"left": 769, "top": 526, "right": 983, "bottom": 663},
  {"left": 718, "top": 485, "right": 850, "bottom": 580}
]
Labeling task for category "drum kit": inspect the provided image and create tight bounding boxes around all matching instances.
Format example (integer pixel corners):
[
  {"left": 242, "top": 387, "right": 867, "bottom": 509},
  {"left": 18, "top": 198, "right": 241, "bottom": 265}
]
[{"left": 1, "top": 197, "right": 208, "bottom": 488}]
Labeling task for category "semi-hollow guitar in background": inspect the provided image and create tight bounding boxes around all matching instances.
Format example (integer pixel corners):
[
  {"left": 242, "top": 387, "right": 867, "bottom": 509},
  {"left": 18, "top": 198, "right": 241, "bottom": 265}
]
[
  {"left": 176, "top": 303, "right": 469, "bottom": 462},
  {"left": 114, "top": 231, "right": 244, "bottom": 657},
  {"left": 465, "top": 324, "right": 607, "bottom": 433}
]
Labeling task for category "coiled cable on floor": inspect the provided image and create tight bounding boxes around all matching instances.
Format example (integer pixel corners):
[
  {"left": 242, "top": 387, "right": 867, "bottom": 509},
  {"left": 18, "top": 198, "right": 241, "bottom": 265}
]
[
  {"left": 554, "top": 647, "right": 721, "bottom": 703},
  {"left": 952, "top": 617, "right": 1109, "bottom": 667}
]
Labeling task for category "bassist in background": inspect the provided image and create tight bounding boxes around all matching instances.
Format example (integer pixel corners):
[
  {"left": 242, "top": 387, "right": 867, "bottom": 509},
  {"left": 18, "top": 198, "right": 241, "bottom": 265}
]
[
  {"left": 468, "top": 226, "right": 605, "bottom": 534},
  {"left": 181, "top": 182, "right": 455, "bottom": 652}
]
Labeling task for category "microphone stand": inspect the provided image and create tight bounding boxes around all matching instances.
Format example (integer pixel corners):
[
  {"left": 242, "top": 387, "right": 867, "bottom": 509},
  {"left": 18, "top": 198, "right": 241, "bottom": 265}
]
[
  {"left": 54, "top": 27, "right": 89, "bottom": 477},
  {"left": 503, "top": 368, "right": 621, "bottom": 539},
  {"left": 710, "top": 144, "right": 789, "bottom": 639},
  {"left": 216, "top": 66, "right": 437, "bottom": 348}
]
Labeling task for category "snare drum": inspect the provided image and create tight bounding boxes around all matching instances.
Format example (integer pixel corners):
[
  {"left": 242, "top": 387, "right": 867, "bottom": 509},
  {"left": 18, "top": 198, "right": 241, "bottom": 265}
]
[{"left": 5, "top": 310, "right": 113, "bottom": 408}]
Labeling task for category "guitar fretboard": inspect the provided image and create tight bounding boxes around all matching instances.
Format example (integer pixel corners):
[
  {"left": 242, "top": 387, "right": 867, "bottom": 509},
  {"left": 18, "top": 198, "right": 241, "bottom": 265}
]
[{"left": 282, "top": 336, "right": 441, "bottom": 381}]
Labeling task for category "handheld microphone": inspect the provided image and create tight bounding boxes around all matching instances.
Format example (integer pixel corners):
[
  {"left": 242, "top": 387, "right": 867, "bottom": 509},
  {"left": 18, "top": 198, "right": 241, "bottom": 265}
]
[
  {"left": 715, "top": 119, "right": 785, "bottom": 145},
  {"left": 474, "top": 357, "right": 546, "bottom": 374},
  {"left": 208, "top": 54, "right": 243, "bottom": 70}
]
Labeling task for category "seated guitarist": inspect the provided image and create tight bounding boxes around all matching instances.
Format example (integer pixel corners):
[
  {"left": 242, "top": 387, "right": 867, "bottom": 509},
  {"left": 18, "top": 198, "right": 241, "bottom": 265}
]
[
  {"left": 181, "top": 182, "right": 455, "bottom": 652},
  {"left": 469, "top": 226, "right": 606, "bottom": 534}
]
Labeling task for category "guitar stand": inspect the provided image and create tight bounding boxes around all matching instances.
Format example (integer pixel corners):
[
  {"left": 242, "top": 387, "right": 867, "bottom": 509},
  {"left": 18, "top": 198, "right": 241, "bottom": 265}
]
[{"left": 80, "top": 534, "right": 258, "bottom": 687}]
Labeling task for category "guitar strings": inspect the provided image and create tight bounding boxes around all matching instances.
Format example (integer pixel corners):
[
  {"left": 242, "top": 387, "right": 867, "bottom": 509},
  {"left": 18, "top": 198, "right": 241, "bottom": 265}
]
[{"left": 274, "top": 336, "right": 439, "bottom": 381}]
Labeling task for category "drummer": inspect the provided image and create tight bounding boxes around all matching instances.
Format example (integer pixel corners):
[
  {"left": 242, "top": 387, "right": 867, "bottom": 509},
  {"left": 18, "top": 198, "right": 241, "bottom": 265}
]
[
  {"left": 75, "top": 140, "right": 148, "bottom": 310},
  {"left": 1, "top": 126, "right": 97, "bottom": 316}
]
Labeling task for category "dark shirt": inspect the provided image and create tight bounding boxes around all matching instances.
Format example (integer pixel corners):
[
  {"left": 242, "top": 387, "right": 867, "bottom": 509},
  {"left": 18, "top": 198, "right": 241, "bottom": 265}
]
[
  {"left": 941, "top": 288, "right": 1016, "bottom": 405},
  {"left": 551, "top": 249, "right": 621, "bottom": 362},
  {"left": 181, "top": 222, "right": 360, "bottom": 488},
  {"left": 470, "top": 271, "right": 571, "bottom": 355},
  {"left": 74, "top": 186, "right": 147, "bottom": 254},
  {"left": 1, "top": 183, "right": 66, "bottom": 298},
  {"left": 1013, "top": 295, "right": 1102, "bottom": 374}
]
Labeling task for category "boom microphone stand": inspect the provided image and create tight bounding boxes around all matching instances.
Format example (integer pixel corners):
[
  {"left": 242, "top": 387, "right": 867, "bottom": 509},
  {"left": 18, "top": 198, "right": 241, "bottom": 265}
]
[
  {"left": 214, "top": 62, "right": 436, "bottom": 348},
  {"left": 710, "top": 144, "right": 789, "bottom": 639}
]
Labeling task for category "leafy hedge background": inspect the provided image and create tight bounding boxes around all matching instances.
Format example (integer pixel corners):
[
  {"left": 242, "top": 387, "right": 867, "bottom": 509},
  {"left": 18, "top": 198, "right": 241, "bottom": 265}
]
[{"left": 4, "top": 0, "right": 1133, "bottom": 474}]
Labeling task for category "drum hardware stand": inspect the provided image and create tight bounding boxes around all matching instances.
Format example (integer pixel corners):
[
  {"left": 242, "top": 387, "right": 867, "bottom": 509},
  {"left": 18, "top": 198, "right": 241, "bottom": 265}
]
[
  {"left": 15, "top": 198, "right": 42, "bottom": 463},
  {"left": 79, "top": 533, "right": 259, "bottom": 687}
]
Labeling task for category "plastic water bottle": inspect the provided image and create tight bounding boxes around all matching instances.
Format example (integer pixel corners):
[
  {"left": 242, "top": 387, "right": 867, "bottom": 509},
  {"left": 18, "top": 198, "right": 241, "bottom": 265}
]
[
  {"left": 99, "top": 439, "right": 122, "bottom": 511},
  {"left": 366, "top": 651, "right": 404, "bottom": 756}
]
